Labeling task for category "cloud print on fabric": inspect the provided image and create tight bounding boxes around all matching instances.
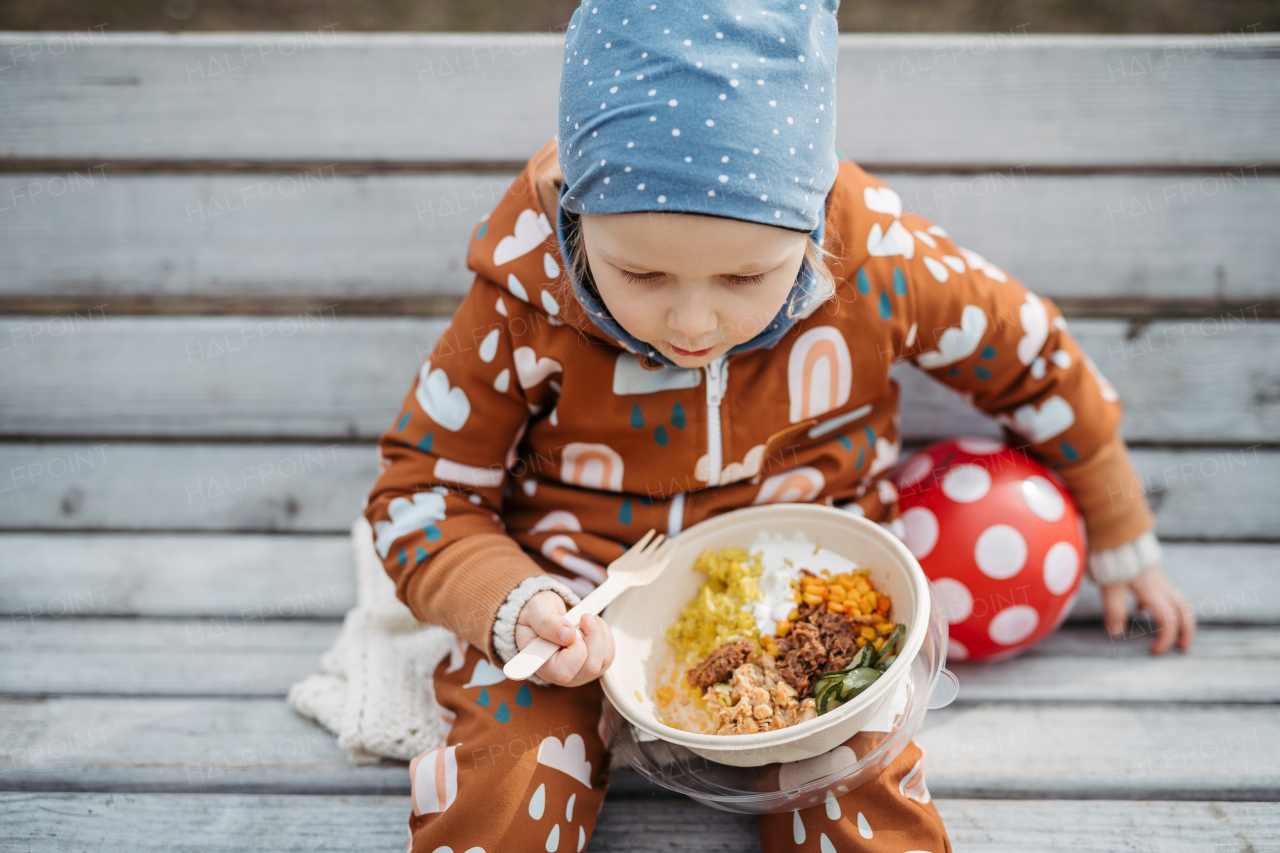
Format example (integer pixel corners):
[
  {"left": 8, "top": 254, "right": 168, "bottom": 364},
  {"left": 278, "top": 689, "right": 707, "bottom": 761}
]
[{"left": 374, "top": 491, "right": 446, "bottom": 558}]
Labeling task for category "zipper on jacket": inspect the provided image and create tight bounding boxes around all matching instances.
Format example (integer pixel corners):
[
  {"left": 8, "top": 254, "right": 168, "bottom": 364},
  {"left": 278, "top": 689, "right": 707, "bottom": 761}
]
[{"left": 704, "top": 355, "right": 727, "bottom": 487}]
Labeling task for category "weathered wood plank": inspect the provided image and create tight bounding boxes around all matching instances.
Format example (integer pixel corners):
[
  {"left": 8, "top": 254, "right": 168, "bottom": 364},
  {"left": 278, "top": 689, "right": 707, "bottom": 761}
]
[
  {"left": 0, "top": 533, "right": 355, "bottom": 619},
  {"left": 0, "top": 697, "right": 1276, "bottom": 799},
  {"left": 0, "top": 533, "right": 355, "bottom": 618},
  {"left": 0, "top": 696, "right": 408, "bottom": 795},
  {"left": 2, "top": 619, "right": 1272, "bottom": 702},
  {"left": 1, "top": 173, "right": 1278, "bottom": 304},
  {"left": 3, "top": 535, "right": 1273, "bottom": 623},
  {"left": 3, "top": 317, "right": 1277, "bottom": 442},
  {"left": 2, "top": 34, "right": 1277, "bottom": 167},
  {"left": 0, "top": 442, "right": 376, "bottom": 533},
  {"left": 0, "top": 620, "right": 341, "bottom": 697},
  {"left": 1, "top": 794, "right": 1278, "bottom": 853},
  {"left": 1069, "top": 543, "right": 1279, "bottom": 624},
  {"left": 917, "top": 703, "right": 1280, "bottom": 800},
  {"left": 0, "top": 443, "right": 1274, "bottom": 538},
  {"left": 948, "top": 626, "right": 1280, "bottom": 704}
]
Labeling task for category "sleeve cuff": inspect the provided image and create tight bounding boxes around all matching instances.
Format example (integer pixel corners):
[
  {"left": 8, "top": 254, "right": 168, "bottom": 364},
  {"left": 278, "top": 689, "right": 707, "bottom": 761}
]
[
  {"left": 1088, "top": 530, "right": 1163, "bottom": 586},
  {"left": 492, "top": 575, "right": 583, "bottom": 688}
]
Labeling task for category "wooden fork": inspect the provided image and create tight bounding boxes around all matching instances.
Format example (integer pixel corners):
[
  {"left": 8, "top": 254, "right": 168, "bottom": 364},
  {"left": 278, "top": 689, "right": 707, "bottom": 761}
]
[{"left": 502, "top": 528, "right": 680, "bottom": 681}]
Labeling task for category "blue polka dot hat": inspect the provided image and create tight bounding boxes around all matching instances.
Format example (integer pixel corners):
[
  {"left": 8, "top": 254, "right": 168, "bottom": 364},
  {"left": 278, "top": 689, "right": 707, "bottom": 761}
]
[{"left": 557, "top": 0, "right": 841, "bottom": 234}]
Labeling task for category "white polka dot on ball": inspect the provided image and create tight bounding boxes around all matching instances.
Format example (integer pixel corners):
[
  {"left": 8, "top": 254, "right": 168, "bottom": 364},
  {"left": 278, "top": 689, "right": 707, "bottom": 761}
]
[
  {"left": 941, "top": 464, "right": 991, "bottom": 503},
  {"left": 896, "top": 453, "right": 934, "bottom": 489},
  {"left": 1043, "top": 541, "right": 1079, "bottom": 595},
  {"left": 932, "top": 577, "right": 973, "bottom": 624},
  {"left": 946, "top": 637, "right": 969, "bottom": 661},
  {"left": 1022, "top": 475, "right": 1066, "bottom": 522},
  {"left": 955, "top": 437, "right": 1004, "bottom": 455},
  {"left": 974, "top": 524, "right": 1027, "bottom": 579},
  {"left": 901, "top": 506, "right": 939, "bottom": 559},
  {"left": 988, "top": 605, "right": 1039, "bottom": 645}
]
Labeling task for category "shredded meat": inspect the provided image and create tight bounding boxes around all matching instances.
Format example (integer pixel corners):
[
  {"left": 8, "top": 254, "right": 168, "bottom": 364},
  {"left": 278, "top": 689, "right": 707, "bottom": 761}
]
[
  {"left": 775, "top": 621, "right": 827, "bottom": 698},
  {"left": 810, "top": 610, "right": 862, "bottom": 671},
  {"left": 685, "top": 639, "right": 756, "bottom": 688},
  {"left": 776, "top": 602, "right": 879, "bottom": 697}
]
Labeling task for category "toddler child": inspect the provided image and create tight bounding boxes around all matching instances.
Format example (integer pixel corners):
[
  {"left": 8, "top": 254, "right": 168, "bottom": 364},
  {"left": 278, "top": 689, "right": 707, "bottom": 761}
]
[{"left": 366, "top": 2, "right": 1195, "bottom": 850}]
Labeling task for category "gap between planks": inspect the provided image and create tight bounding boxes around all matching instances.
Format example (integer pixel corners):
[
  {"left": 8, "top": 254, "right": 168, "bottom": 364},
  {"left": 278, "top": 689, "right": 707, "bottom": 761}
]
[{"left": 0, "top": 794, "right": 1277, "bottom": 853}]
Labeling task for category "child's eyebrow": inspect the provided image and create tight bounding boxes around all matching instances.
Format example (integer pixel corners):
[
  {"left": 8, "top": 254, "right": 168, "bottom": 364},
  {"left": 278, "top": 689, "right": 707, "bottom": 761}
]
[{"left": 600, "top": 251, "right": 787, "bottom": 276}]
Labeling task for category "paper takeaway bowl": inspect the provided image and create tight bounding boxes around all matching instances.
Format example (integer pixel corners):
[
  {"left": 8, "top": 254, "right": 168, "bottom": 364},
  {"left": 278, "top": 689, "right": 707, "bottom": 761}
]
[{"left": 600, "top": 503, "right": 932, "bottom": 767}]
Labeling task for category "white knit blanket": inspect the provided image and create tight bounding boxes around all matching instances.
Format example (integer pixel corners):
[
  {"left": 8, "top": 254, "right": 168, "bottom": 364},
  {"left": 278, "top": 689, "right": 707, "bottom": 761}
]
[{"left": 287, "top": 516, "right": 456, "bottom": 764}]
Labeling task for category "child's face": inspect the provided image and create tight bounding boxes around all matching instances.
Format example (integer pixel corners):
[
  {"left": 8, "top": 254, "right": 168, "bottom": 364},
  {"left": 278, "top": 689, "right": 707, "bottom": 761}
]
[{"left": 580, "top": 210, "right": 807, "bottom": 368}]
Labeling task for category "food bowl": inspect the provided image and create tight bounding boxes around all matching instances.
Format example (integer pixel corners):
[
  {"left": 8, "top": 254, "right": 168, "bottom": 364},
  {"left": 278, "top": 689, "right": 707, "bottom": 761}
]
[
  {"left": 603, "top": 578, "right": 957, "bottom": 814},
  {"left": 600, "top": 503, "right": 933, "bottom": 767}
]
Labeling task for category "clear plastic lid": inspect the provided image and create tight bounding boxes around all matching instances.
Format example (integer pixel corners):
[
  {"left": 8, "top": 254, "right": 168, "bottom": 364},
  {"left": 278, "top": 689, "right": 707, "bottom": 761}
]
[{"left": 603, "top": 582, "right": 958, "bottom": 815}]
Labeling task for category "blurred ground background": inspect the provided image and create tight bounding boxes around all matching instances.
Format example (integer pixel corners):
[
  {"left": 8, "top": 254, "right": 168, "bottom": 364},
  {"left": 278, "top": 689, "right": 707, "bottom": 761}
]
[{"left": 1, "top": 0, "right": 1276, "bottom": 34}]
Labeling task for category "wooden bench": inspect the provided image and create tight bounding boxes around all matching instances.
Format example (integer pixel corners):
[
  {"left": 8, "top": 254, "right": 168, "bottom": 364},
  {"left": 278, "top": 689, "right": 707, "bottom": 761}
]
[{"left": 2, "top": 31, "right": 1278, "bottom": 850}]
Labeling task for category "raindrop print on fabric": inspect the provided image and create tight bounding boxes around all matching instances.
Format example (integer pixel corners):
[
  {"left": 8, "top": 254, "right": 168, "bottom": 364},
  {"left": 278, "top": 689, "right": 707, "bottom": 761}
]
[
  {"left": 494, "top": 701, "right": 511, "bottom": 723},
  {"left": 396, "top": 411, "right": 411, "bottom": 431},
  {"left": 630, "top": 404, "right": 645, "bottom": 428},
  {"left": 619, "top": 497, "right": 633, "bottom": 524},
  {"left": 670, "top": 402, "right": 686, "bottom": 428},
  {"left": 893, "top": 267, "right": 907, "bottom": 295},
  {"left": 516, "top": 683, "right": 533, "bottom": 707}
]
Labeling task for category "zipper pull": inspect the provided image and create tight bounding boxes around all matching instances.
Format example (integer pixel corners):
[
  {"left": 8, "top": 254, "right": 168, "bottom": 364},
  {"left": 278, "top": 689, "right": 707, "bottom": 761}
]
[{"left": 705, "top": 356, "right": 724, "bottom": 404}]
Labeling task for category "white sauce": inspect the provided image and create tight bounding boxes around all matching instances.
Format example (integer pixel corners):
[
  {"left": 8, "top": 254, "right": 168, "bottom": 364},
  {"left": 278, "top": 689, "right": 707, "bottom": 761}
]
[{"left": 746, "top": 530, "right": 862, "bottom": 637}]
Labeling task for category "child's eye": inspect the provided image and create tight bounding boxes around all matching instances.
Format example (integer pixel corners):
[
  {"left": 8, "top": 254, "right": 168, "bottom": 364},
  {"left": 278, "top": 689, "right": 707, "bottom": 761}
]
[
  {"left": 725, "top": 273, "right": 766, "bottom": 286},
  {"left": 617, "top": 269, "right": 662, "bottom": 285}
]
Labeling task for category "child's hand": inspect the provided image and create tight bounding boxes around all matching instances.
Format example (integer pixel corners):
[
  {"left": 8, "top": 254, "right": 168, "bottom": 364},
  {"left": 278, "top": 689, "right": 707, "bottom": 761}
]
[
  {"left": 514, "top": 590, "right": 616, "bottom": 687},
  {"left": 1100, "top": 566, "right": 1197, "bottom": 655}
]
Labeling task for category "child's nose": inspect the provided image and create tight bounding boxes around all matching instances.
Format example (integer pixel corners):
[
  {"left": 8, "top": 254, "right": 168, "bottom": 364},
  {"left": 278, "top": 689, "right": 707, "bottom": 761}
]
[{"left": 667, "top": 303, "right": 720, "bottom": 347}]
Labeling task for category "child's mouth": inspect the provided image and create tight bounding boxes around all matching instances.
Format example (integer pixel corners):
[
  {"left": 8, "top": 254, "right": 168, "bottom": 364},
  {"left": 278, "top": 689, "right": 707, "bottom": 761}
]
[{"left": 670, "top": 343, "right": 714, "bottom": 357}]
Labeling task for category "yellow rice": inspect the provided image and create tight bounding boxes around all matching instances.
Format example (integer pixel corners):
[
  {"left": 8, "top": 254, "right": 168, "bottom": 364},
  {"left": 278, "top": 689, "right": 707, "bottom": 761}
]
[{"left": 664, "top": 546, "right": 764, "bottom": 664}]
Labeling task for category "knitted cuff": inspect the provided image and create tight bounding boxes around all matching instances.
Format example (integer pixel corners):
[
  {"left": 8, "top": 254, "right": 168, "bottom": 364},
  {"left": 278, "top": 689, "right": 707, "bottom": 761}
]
[
  {"left": 492, "top": 575, "right": 583, "bottom": 688},
  {"left": 1088, "top": 530, "right": 1163, "bottom": 586}
]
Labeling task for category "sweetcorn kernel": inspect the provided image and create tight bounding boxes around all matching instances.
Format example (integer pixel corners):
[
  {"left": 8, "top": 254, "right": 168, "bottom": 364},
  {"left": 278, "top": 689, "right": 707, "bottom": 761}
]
[
  {"left": 777, "top": 620, "right": 792, "bottom": 637},
  {"left": 860, "top": 626, "right": 877, "bottom": 641},
  {"left": 826, "top": 601, "right": 846, "bottom": 613}
]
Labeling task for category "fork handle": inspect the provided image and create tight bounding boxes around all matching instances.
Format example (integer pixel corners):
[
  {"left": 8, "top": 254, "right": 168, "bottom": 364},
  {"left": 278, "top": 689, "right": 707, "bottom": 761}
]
[{"left": 502, "top": 577, "right": 626, "bottom": 681}]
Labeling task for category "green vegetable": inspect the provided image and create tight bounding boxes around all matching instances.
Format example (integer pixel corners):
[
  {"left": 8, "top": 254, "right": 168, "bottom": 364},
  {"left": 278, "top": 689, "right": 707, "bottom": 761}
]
[
  {"left": 810, "top": 623, "right": 908, "bottom": 715},
  {"left": 838, "top": 667, "right": 881, "bottom": 700},
  {"left": 870, "top": 624, "right": 905, "bottom": 668}
]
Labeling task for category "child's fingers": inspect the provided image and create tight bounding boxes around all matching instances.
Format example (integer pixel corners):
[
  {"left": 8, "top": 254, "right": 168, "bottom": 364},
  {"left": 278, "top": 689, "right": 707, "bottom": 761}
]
[
  {"left": 1146, "top": 592, "right": 1179, "bottom": 656},
  {"left": 1177, "top": 594, "right": 1198, "bottom": 651},
  {"left": 524, "top": 592, "right": 575, "bottom": 646},
  {"left": 575, "top": 614, "right": 614, "bottom": 682},
  {"left": 1100, "top": 584, "right": 1131, "bottom": 638},
  {"left": 539, "top": 631, "right": 588, "bottom": 685}
]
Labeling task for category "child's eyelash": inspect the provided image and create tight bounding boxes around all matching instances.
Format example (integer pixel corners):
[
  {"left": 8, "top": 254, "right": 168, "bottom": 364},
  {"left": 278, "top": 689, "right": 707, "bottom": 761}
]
[
  {"left": 617, "top": 269, "right": 661, "bottom": 284},
  {"left": 616, "top": 269, "right": 765, "bottom": 286}
]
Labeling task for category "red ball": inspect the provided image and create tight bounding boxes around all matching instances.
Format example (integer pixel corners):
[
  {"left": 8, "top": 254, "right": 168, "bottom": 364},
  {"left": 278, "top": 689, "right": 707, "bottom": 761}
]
[{"left": 892, "top": 437, "right": 1087, "bottom": 662}]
